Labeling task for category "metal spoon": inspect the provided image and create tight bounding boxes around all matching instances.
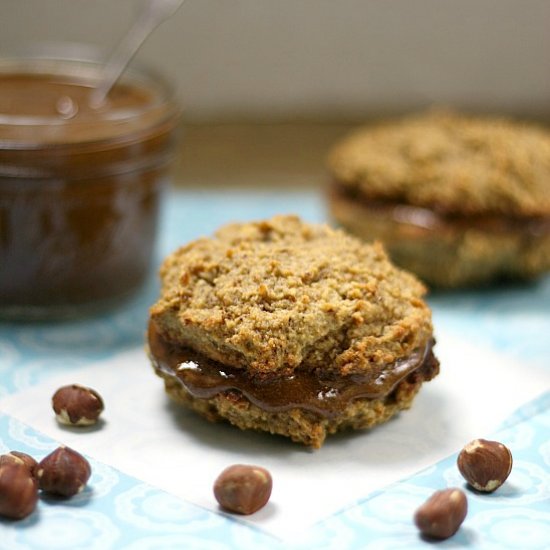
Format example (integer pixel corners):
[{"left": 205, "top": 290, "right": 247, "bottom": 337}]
[{"left": 89, "top": 0, "right": 186, "bottom": 109}]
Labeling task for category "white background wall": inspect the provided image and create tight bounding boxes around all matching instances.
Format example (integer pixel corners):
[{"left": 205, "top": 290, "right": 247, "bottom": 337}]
[{"left": 2, "top": 0, "right": 549, "bottom": 120}]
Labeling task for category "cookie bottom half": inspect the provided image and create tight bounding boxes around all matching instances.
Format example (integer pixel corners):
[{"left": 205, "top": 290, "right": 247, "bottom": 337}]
[
  {"left": 154, "top": 354, "right": 439, "bottom": 449},
  {"left": 328, "top": 183, "right": 550, "bottom": 288},
  {"left": 148, "top": 317, "right": 440, "bottom": 448}
]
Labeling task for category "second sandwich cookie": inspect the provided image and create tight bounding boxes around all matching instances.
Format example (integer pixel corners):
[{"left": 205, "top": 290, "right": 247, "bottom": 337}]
[{"left": 328, "top": 111, "right": 550, "bottom": 287}]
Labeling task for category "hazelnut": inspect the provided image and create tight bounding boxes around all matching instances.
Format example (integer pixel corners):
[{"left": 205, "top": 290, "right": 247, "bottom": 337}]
[
  {"left": 52, "top": 384, "right": 104, "bottom": 426},
  {"left": 457, "top": 438, "right": 513, "bottom": 492},
  {"left": 37, "top": 446, "right": 91, "bottom": 497},
  {"left": 0, "top": 451, "right": 38, "bottom": 478},
  {"left": 414, "top": 488, "right": 468, "bottom": 540},
  {"left": 213, "top": 464, "right": 272, "bottom": 515},
  {"left": 0, "top": 463, "right": 39, "bottom": 520}
]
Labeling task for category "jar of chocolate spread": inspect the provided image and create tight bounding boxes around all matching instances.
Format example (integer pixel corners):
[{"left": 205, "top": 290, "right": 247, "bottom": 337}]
[{"left": 0, "top": 56, "right": 180, "bottom": 319}]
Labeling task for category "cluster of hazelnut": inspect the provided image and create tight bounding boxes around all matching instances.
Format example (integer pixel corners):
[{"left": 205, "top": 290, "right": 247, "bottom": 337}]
[
  {"left": 0, "top": 383, "right": 102, "bottom": 521},
  {"left": 0, "top": 446, "right": 92, "bottom": 520},
  {"left": 414, "top": 438, "right": 513, "bottom": 539}
]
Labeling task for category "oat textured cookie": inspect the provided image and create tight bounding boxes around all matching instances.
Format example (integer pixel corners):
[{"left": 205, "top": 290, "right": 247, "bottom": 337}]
[
  {"left": 148, "top": 215, "right": 439, "bottom": 448},
  {"left": 328, "top": 111, "right": 550, "bottom": 287}
]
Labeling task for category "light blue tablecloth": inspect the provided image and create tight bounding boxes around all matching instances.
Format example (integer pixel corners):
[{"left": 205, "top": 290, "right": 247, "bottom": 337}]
[{"left": 1, "top": 189, "right": 549, "bottom": 549}]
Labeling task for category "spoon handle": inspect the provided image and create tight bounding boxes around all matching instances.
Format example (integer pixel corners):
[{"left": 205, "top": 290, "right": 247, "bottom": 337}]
[{"left": 90, "top": 0, "right": 185, "bottom": 108}]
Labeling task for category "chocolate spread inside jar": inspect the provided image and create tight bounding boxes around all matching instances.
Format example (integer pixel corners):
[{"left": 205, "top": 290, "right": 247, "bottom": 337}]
[
  {"left": 0, "top": 57, "right": 180, "bottom": 319},
  {"left": 148, "top": 322, "right": 439, "bottom": 418}
]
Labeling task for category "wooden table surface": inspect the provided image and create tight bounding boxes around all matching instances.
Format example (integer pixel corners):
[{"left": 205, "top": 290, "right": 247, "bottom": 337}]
[{"left": 173, "top": 122, "right": 357, "bottom": 189}]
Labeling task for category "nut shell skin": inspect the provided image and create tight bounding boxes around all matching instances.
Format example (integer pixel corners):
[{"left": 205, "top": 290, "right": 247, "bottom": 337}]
[
  {"left": 0, "top": 451, "right": 38, "bottom": 478},
  {"left": 0, "top": 463, "right": 39, "bottom": 520},
  {"left": 37, "top": 446, "right": 91, "bottom": 497},
  {"left": 52, "top": 384, "right": 104, "bottom": 426},
  {"left": 414, "top": 488, "right": 468, "bottom": 540},
  {"left": 213, "top": 464, "right": 272, "bottom": 515},
  {"left": 457, "top": 438, "right": 513, "bottom": 492}
]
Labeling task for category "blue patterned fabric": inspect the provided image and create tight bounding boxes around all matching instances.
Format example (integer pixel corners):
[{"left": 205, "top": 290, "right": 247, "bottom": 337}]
[{"left": 1, "top": 189, "right": 548, "bottom": 549}]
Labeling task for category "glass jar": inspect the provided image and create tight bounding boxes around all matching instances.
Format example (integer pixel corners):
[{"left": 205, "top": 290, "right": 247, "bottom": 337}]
[{"left": 0, "top": 56, "right": 181, "bottom": 319}]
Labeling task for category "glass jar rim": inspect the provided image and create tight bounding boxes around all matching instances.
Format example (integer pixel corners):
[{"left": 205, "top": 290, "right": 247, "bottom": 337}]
[{"left": 0, "top": 49, "right": 180, "bottom": 148}]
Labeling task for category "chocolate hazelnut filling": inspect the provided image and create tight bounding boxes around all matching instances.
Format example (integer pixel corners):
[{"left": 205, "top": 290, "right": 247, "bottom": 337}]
[
  {"left": 330, "top": 182, "right": 550, "bottom": 236},
  {"left": 148, "top": 322, "right": 439, "bottom": 419}
]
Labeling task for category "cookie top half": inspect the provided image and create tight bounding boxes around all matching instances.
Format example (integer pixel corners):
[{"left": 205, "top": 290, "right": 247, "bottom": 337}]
[
  {"left": 328, "top": 111, "right": 550, "bottom": 217},
  {"left": 150, "top": 216, "right": 433, "bottom": 378}
]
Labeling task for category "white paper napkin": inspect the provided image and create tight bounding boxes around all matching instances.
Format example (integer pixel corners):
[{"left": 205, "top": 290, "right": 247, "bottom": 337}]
[{"left": 1, "top": 328, "right": 547, "bottom": 540}]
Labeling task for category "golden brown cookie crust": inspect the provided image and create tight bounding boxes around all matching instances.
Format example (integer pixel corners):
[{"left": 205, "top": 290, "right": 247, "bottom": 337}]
[
  {"left": 328, "top": 110, "right": 550, "bottom": 217},
  {"left": 150, "top": 215, "right": 433, "bottom": 378}
]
